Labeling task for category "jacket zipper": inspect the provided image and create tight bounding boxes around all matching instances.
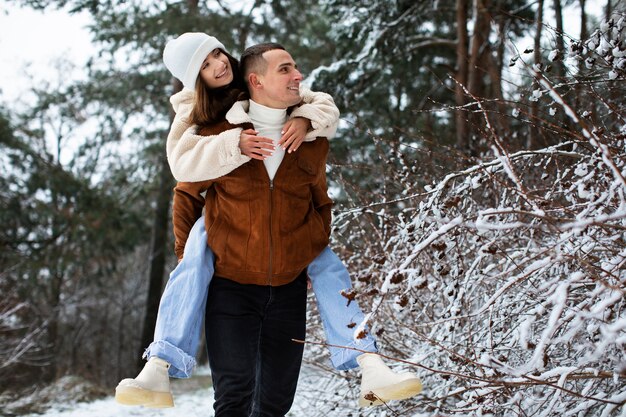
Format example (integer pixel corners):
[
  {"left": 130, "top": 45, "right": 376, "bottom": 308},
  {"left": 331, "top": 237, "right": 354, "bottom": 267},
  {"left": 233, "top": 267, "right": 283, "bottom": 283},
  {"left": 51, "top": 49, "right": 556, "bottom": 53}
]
[{"left": 268, "top": 178, "right": 274, "bottom": 286}]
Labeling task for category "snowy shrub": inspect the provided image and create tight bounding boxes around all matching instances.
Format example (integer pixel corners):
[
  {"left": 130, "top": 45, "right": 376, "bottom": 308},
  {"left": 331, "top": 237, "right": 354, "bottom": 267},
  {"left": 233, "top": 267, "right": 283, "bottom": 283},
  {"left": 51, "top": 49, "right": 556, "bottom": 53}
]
[
  {"left": 357, "top": 139, "right": 625, "bottom": 416},
  {"left": 0, "top": 284, "right": 50, "bottom": 393},
  {"left": 300, "top": 13, "right": 626, "bottom": 417}
]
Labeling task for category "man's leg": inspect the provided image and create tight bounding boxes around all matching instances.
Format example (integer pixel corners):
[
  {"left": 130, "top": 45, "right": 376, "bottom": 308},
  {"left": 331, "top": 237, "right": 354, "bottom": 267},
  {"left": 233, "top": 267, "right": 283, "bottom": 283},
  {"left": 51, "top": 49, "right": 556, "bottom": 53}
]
[
  {"left": 253, "top": 272, "right": 308, "bottom": 417},
  {"left": 206, "top": 276, "right": 265, "bottom": 417},
  {"left": 308, "top": 246, "right": 377, "bottom": 370}
]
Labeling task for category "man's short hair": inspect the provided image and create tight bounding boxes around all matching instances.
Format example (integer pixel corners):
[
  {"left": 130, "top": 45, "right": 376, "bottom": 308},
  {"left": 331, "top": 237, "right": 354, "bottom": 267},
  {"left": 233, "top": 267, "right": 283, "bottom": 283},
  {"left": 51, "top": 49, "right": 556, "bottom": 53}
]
[{"left": 240, "top": 42, "right": 286, "bottom": 87}]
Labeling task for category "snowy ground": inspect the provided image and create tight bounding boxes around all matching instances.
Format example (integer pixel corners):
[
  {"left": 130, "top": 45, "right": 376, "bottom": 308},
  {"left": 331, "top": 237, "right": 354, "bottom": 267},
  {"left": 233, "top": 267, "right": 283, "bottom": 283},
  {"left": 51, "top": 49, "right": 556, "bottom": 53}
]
[
  {"left": 18, "top": 365, "right": 357, "bottom": 417},
  {"left": 13, "top": 358, "right": 426, "bottom": 417},
  {"left": 22, "top": 391, "right": 215, "bottom": 417},
  {"left": 20, "top": 365, "right": 216, "bottom": 417}
]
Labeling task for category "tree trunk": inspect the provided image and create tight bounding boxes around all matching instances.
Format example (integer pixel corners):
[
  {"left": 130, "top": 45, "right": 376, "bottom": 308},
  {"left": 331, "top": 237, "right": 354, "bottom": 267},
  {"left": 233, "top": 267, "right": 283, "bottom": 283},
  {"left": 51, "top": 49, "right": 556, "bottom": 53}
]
[
  {"left": 467, "top": 0, "right": 491, "bottom": 155},
  {"left": 580, "top": 0, "right": 588, "bottom": 40},
  {"left": 187, "top": 0, "right": 198, "bottom": 13},
  {"left": 528, "top": 0, "right": 543, "bottom": 149},
  {"left": 552, "top": 0, "right": 569, "bottom": 139},
  {"left": 604, "top": 0, "right": 619, "bottom": 126},
  {"left": 49, "top": 270, "right": 64, "bottom": 380},
  {"left": 486, "top": 47, "right": 509, "bottom": 136},
  {"left": 137, "top": 87, "right": 178, "bottom": 370},
  {"left": 137, "top": 0, "right": 198, "bottom": 373},
  {"left": 552, "top": 0, "right": 565, "bottom": 79},
  {"left": 575, "top": 0, "right": 587, "bottom": 112},
  {"left": 455, "top": 0, "right": 470, "bottom": 151}
]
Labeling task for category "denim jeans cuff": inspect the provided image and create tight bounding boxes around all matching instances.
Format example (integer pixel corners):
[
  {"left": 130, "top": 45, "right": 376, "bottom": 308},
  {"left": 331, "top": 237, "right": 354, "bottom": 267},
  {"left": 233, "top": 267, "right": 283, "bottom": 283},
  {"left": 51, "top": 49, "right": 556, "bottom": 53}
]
[
  {"left": 143, "top": 340, "right": 196, "bottom": 379},
  {"left": 330, "top": 339, "right": 378, "bottom": 371}
]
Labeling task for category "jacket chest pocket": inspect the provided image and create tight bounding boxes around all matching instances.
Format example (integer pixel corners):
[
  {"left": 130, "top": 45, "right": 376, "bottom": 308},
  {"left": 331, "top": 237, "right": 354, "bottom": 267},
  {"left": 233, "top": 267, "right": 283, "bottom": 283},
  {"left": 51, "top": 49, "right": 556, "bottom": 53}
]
[
  {"left": 221, "top": 166, "right": 252, "bottom": 199},
  {"left": 296, "top": 158, "right": 317, "bottom": 176},
  {"left": 279, "top": 158, "right": 318, "bottom": 203},
  {"left": 222, "top": 179, "right": 250, "bottom": 198},
  {"left": 284, "top": 157, "right": 318, "bottom": 192},
  {"left": 278, "top": 158, "right": 318, "bottom": 234}
]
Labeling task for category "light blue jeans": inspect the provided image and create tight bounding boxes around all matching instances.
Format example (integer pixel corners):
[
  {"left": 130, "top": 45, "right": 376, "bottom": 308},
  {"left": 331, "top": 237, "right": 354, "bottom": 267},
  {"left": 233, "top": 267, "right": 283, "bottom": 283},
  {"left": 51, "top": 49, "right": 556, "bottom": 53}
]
[{"left": 144, "top": 216, "right": 377, "bottom": 378}]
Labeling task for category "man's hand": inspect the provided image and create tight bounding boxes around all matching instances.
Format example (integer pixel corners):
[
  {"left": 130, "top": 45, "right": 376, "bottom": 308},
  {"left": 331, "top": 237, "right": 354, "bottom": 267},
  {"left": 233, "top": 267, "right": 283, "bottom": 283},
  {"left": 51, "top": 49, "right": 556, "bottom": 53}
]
[
  {"left": 239, "top": 128, "right": 275, "bottom": 160},
  {"left": 279, "top": 117, "right": 311, "bottom": 154}
]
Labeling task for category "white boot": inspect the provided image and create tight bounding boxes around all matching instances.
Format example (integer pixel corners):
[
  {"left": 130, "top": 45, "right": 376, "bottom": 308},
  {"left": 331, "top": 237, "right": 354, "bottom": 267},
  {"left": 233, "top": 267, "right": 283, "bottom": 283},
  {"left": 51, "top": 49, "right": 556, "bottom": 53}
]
[
  {"left": 357, "top": 353, "right": 422, "bottom": 407},
  {"left": 115, "top": 356, "right": 174, "bottom": 408}
]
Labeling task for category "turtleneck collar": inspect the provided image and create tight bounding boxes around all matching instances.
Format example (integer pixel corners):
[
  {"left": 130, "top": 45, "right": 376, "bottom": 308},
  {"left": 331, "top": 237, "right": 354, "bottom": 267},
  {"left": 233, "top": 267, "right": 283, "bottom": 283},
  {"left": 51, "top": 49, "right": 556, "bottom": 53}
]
[{"left": 248, "top": 99, "right": 288, "bottom": 124}]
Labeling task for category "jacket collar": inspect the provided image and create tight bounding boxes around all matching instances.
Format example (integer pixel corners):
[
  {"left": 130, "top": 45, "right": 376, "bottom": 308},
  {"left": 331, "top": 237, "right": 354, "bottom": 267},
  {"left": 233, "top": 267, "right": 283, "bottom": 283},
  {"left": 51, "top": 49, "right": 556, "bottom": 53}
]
[{"left": 225, "top": 100, "right": 253, "bottom": 125}]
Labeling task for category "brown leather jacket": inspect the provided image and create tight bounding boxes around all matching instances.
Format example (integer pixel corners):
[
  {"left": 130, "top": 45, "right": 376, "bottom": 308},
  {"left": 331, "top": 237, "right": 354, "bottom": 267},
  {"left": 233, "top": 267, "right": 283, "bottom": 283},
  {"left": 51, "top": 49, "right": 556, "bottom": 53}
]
[{"left": 172, "top": 120, "right": 333, "bottom": 286}]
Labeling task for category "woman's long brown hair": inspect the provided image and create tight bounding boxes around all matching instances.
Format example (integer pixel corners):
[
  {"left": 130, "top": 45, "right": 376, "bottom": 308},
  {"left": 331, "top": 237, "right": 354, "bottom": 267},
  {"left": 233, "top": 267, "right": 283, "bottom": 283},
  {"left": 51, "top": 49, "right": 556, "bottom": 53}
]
[{"left": 190, "top": 49, "right": 248, "bottom": 127}]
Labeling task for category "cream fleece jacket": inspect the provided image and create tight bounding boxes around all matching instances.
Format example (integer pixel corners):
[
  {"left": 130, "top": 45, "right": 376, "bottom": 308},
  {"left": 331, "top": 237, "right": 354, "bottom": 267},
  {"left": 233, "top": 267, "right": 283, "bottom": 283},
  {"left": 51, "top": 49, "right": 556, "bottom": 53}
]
[{"left": 166, "top": 87, "right": 340, "bottom": 182}]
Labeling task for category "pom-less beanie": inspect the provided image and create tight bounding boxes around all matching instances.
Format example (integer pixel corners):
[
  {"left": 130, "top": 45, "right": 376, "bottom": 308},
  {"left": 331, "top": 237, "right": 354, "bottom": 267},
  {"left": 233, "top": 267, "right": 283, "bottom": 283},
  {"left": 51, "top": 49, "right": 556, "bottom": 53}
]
[{"left": 163, "top": 33, "right": 226, "bottom": 89}]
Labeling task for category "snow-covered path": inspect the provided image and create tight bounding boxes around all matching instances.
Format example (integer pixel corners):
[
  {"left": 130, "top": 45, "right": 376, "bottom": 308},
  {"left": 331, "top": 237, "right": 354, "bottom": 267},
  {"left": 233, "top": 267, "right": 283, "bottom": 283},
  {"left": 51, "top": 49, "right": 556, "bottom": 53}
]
[
  {"left": 19, "top": 365, "right": 334, "bottom": 417},
  {"left": 23, "top": 390, "right": 215, "bottom": 417},
  {"left": 17, "top": 363, "right": 422, "bottom": 417},
  {"left": 22, "top": 374, "right": 216, "bottom": 417}
]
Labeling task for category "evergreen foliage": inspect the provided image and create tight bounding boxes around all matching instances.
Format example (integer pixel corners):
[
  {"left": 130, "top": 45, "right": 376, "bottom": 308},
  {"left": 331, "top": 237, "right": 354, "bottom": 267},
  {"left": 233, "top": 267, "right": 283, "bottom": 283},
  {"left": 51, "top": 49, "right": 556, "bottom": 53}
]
[{"left": 1, "top": 1, "right": 625, "bottom": 415}]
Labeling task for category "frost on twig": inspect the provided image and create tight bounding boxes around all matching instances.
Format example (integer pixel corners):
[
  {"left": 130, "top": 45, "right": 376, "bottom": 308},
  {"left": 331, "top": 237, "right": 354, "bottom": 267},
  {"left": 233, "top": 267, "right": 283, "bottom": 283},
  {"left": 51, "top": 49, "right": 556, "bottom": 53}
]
[
  {"left": 299, "top": 12, "right": 626, "bottom": 417},
  {"left": 339, "top": 138, "right": 625, "bottom": 416}
]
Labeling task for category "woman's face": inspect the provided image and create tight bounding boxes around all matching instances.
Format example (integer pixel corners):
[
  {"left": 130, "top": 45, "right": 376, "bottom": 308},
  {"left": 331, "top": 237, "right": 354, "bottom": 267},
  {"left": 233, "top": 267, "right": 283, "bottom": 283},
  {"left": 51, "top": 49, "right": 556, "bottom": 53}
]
[{"left": 199, "top": 49, "right": 233, "bottom": 88}]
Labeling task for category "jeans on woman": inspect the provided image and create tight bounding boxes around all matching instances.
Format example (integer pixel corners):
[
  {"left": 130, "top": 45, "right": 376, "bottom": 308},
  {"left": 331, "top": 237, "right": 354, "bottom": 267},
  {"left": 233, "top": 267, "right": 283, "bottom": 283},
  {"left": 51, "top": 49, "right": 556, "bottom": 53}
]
[{"left": 144, "top": 216, "right": 377, "bottom": 378}]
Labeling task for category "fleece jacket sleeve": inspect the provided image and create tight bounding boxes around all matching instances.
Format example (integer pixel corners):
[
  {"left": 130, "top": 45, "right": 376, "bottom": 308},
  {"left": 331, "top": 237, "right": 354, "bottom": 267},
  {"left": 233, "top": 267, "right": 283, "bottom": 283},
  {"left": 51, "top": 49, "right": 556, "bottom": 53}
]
[
  {"left": 165, "top": 90, "right": 251, "bottom": 182},
  {"left": 290, "top": 87, "right": 340, "bottom": 141}
]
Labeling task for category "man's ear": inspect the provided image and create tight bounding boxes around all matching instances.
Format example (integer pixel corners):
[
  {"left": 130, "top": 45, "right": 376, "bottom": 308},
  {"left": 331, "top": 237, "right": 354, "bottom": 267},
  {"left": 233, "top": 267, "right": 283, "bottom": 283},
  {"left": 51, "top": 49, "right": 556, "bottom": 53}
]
[{"left": 248, "top": 73, "right": 262, "bottom": 90}]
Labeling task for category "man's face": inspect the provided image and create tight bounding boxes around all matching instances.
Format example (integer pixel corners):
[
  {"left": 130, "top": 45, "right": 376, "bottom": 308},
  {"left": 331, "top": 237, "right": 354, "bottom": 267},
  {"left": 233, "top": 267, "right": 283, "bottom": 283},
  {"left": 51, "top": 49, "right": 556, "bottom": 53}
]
[{"left": 252, "top": 49, "right": 303, "bottom": 108}]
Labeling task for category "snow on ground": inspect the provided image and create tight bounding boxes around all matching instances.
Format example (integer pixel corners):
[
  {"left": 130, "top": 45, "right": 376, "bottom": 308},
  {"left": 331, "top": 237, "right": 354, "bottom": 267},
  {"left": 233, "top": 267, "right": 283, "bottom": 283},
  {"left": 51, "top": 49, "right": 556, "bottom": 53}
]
[
  {"left": 22, "top": 391, "right": 215, "bottom": 417},
  {"left": 21, "top": 368, "right": 216, "bottom": 417},
  {"left": 15, "top": 361, "right": 426, "bottom": 416},
  {"left": 19, "top": 365, "right": 344, "bottom": 417}
]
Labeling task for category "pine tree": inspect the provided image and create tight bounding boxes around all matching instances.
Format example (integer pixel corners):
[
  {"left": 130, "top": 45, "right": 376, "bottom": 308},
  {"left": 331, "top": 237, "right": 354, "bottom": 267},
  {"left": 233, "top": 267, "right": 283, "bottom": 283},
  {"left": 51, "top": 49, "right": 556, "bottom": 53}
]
[{"left": 2, "top": 0, "right": 338, "bottom": 388}]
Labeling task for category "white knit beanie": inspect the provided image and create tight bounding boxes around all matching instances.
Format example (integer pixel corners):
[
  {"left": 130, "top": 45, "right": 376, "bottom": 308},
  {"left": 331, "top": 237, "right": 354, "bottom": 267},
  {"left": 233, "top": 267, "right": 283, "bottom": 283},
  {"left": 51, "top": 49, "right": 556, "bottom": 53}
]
[{"left": 163, "top": 32, "right": 226, "bottom": 89}]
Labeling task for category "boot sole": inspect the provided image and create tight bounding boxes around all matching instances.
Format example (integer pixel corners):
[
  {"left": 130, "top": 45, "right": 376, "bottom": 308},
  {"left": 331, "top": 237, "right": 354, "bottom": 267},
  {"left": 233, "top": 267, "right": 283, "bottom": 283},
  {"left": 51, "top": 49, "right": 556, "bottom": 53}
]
[
  {"left": 359, "top": 377, "right": 423, "bottom": 407},
  {"left": 115, "top": 384, "right": 174, "bottom": 408}
]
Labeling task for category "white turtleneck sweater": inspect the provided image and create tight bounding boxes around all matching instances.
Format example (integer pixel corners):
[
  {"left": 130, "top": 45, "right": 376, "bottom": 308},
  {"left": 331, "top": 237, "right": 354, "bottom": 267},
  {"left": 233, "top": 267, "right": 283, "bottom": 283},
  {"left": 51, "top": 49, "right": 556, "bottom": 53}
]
[{"left": 248, "top": 99, "right": 288, "bottom": 181}]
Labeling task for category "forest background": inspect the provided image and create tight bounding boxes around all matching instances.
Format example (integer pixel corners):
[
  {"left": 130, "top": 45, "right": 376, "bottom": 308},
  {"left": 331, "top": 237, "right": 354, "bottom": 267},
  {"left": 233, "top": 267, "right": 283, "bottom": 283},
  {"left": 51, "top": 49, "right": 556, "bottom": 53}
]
[{"left": 1, "top": 1, "right": 625, "bottom": 416}]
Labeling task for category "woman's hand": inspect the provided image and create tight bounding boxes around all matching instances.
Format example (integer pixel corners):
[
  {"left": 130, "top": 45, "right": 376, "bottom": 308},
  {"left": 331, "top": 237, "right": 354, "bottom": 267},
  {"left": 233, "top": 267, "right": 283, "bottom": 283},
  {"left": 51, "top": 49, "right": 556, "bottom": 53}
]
[
  {"left": 279, "top": 117, "right": 311, "bottom": 153},
  {"left": 239, "top": 128, "right": 275, "bottom": 160}
]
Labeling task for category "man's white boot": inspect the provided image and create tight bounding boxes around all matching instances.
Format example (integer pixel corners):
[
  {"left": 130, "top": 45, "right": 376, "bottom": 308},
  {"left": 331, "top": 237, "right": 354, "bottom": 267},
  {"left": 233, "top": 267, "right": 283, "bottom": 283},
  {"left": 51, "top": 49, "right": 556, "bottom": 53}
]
[
  {"left": 115, "top": 356, "right": 174, "bottom": 408},
  {"left": 357, "top": 353, "right": 422, "bottom": 407}
]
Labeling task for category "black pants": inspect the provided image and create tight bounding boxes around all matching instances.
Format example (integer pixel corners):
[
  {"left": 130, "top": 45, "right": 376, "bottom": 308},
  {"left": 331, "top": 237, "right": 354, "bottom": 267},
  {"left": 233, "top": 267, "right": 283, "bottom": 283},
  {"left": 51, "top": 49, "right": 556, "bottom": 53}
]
[{"left": 205, "top": 272, "right": 307, "bottom": 417}]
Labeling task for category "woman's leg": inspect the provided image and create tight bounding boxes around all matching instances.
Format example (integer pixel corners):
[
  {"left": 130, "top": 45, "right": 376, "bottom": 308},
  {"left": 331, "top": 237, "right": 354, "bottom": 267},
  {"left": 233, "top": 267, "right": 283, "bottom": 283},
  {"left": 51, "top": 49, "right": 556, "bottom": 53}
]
[
  {"left": 116, "top": 216, "right": 214, "bottom": 408},
  {"left": 307, "top": 246, "right": 377, "bottom": 371},
  {"left": 145, "top": 215, "right": 215, "bottom": 378},
  {"left": 308, "top": 247, "right": 422, "bottom": 407}
]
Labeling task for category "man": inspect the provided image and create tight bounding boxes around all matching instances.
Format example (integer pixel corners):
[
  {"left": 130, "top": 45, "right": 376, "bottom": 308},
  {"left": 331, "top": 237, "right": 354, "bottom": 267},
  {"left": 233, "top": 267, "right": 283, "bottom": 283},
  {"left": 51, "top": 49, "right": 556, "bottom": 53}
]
[{"left": 172, "top": 43, "right": 331, "bottom": 416}]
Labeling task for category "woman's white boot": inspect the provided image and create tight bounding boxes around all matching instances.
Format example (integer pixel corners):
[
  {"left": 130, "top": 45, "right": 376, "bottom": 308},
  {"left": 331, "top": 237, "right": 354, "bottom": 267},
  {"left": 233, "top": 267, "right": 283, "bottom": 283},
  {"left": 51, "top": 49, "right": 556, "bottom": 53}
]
[
  {"left": 115, "top": 356, "right": 174, "bottom": 408},
  {"left": 357, "top": 353, "right": 422, "bottom": 407}
]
